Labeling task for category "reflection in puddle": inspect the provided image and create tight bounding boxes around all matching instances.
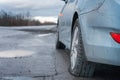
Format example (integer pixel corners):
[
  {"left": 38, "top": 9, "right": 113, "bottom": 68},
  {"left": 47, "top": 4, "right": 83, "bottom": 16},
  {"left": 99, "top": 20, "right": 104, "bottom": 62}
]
[
  {"left": 37, "top": 33, "right": 52, "bottom": 37},
  {"left": 3, "top": 77, "right": 34, "bottom": 80},
  {"left": 0, "top": 50, "right": 34, "bottom": 58}
]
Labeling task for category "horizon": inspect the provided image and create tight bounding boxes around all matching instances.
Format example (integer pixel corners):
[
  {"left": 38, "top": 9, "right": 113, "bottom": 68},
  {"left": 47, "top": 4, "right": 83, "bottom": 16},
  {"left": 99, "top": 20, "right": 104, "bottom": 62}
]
[{"left": 0, "top": 0, "right": 64, "bottom": 23}]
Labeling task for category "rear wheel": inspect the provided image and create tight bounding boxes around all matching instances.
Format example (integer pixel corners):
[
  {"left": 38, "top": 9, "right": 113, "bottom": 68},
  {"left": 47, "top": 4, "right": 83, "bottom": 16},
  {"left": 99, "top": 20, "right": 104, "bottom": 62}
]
[{"left": 69, "top": 19, "right": 95, "bottom": 77}]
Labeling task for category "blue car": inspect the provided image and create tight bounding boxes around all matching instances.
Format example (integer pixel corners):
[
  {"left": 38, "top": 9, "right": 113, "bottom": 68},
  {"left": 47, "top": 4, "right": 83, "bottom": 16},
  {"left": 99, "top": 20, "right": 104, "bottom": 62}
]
[{"left": 56, "top": 0, "right": 120, "bottom": 77}]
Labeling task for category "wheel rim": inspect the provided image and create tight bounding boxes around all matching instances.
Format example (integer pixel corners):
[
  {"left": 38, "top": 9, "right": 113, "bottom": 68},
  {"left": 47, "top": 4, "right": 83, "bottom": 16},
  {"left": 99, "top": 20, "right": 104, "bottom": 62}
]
[{"left": 70, "top": 26, "right": 79, "bottom": 70}]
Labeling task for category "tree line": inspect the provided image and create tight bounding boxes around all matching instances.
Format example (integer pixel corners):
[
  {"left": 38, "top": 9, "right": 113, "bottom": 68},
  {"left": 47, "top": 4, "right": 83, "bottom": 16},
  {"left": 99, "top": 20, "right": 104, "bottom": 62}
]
[{"left": 0, "top": 10, "right": 56, "bottom": 26}]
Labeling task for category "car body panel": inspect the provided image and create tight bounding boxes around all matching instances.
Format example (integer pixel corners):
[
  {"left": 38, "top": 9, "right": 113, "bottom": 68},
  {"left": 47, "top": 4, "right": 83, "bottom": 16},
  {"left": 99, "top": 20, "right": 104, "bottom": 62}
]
[
  {"left": 59, "top": 0, "right": 76, "bottom": 47},
  {"left": 58, "top": 0, "right": 120, "bottom": 66}
]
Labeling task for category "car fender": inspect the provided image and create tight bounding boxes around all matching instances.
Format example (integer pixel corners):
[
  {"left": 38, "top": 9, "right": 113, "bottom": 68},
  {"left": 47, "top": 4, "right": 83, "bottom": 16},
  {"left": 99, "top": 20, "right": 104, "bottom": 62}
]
[{"left": 77, "top": 0, "right": 105, "bottom": 15}]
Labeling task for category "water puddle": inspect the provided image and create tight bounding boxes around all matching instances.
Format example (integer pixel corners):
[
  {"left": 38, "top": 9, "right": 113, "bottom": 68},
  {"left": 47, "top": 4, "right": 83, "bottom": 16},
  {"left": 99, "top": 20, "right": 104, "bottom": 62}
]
[
  {"left": 0, "top": 50, "right": 34, "bottom": 58},
  {"left": 37, "top": 33, "right": 52, "bottom": 37},
  {"left": 2, "top": 77, "right": 36, "bottom": 80}
]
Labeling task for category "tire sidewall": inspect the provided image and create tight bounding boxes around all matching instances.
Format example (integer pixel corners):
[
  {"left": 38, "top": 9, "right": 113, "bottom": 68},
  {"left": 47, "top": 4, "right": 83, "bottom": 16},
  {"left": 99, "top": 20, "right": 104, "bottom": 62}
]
[{"left": 70, "top": 19, "right": 84, "bottom": 75}]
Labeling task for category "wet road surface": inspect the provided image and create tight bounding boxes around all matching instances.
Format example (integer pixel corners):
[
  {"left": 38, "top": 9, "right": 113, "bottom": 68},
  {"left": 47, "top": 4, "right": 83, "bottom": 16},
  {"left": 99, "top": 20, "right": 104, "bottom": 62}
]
[{"left": 0, "top": 26, "right": 120, "bottom": 80}]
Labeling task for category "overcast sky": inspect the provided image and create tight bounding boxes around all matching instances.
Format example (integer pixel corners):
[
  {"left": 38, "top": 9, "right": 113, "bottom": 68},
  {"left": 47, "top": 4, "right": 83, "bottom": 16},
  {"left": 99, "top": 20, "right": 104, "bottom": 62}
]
[{"left": 0, "top": 0, "right": 64, "bottom": 17}]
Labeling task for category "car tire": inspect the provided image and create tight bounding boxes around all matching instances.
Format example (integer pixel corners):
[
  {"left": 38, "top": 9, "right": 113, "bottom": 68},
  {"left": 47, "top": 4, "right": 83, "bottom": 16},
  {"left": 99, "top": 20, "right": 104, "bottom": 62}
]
[
  {"left": 56, "top": 31, "right": 65, "bottom": 49},
  {"left": 69, "top": 19, "right": 96, "bottom": 77}
]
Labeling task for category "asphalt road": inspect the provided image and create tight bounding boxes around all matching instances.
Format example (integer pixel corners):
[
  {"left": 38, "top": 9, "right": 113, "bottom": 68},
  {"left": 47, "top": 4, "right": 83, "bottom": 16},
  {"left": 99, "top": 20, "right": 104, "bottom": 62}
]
[{"left": 0, "top": 26, "right": 120, "bottom": 80}]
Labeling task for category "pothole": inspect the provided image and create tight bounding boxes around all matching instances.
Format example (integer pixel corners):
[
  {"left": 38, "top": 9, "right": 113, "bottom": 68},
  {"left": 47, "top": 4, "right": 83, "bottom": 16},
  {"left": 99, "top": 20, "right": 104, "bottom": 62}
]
[{"left": 0, "top": 50, "right": 34, "bottom": 58}]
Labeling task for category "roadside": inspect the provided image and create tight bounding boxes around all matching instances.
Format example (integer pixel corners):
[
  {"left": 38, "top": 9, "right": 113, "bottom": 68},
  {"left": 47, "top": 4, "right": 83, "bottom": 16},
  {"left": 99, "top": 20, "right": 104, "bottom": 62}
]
[{"left": 0, "top": 25, "right": 120, "bottom": 80}]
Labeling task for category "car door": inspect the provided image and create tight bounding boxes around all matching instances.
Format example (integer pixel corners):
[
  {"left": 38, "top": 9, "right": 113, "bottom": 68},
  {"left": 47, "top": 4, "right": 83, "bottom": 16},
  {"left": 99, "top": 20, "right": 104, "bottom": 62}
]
[{"left": 59, "top": 0, "right": 76, "bottom": 48}]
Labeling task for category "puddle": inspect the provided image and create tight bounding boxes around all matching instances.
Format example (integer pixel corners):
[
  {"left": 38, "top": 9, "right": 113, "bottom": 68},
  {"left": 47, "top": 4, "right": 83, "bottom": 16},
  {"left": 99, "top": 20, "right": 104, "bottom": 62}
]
[
  {"left": 37, "top": 33, "right": 52, "bottom": 37},
  {"left": 0, "top": 50, "right": 34, "bottom": 58},
  {"left": 2, "top": 77, "right": 36, "bottom": 80}
]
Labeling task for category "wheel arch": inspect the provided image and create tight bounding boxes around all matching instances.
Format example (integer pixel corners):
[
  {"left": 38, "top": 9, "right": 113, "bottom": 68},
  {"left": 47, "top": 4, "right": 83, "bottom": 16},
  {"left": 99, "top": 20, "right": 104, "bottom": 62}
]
[{"left": 71, "top": 12, "right": 79, "bottom": 33}]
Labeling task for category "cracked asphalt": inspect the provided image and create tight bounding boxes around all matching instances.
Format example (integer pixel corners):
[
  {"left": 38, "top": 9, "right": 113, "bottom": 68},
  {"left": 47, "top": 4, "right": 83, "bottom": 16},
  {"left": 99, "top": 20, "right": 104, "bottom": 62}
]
[{"left": 0, "top": 26, "right": 120, "bottom": 80}]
